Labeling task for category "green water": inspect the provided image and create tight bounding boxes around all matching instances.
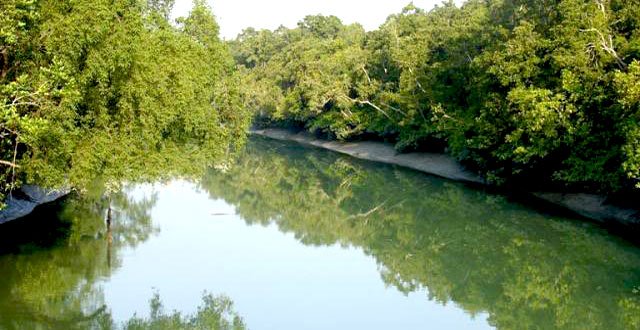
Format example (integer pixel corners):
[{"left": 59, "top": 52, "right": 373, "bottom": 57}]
[{"left": 0, "top": 136, "right": 639, "bottom": 329}]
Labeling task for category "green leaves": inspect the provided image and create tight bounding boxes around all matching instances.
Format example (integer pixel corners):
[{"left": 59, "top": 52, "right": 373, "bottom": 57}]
[
  {"left": 0, "top": 0, "right": 249, "bottom": 205},
  {"left": 615, "top": 61, "right": 640, "bottom": 185},
  {"left": 230, "top": 16, "right": 372, "bottom": 139},
  {"left": 233, "top": 0, "right": 640, "bottom": 193}
]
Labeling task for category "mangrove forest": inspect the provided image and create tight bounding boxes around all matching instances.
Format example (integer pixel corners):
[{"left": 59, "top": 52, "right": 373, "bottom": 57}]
[{"left": 1, "top": 0, "right": 639, "bottom": 329}]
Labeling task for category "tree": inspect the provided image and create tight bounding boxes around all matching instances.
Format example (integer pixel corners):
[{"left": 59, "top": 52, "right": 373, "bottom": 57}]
[
  {"left": 0, "top": 0, "right": 250, "bottom": 207},
  {"left": 233, "top": 0, "right": 640, "bottom": 194}
]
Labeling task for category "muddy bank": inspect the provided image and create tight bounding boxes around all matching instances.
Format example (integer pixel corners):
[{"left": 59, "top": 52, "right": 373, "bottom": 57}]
[
  {"left": 252, "top": 128, "right": 640, "bottom": 228},
  {"left": 0, "top": 186, "right": 69, "bottom": 224},
  {"left": 252, "top": 128, "right": 484, "bottom": 184}
]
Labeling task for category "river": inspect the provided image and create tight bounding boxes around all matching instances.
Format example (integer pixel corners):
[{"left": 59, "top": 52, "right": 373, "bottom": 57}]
[{"left": 0, "top": 136, "right": 639, "bottom": 329}]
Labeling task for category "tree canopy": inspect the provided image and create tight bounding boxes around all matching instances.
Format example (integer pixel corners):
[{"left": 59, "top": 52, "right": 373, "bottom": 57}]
[
  {"left": 231, "top": 0, "right": 640, "bottom": 195},
  {"left": 0, "top": 0, "right": 250, "bottom": 206}
]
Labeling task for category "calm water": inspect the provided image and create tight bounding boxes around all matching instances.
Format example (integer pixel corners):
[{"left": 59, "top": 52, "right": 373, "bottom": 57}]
[{"left": 1, "top": 136, "right": 639, "bottom": 329}]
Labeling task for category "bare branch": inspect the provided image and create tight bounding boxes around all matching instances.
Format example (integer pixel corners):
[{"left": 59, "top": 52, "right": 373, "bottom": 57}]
[
  {"left": 580, "top": 27, "right": 627, "bottom": 70},
  {"left": 10, "top": 101, "right": 41, "bottom": 108},
  {"left": 595, "top": 0, "right": 607, "bottom": 17},
  {"left": 353, "top": 98, "right": 390, "bottom": 119},
  {"left": 0, "top": 125, "right": 19, "bottom": 135},
  {"left": 11, "top": 136, "right": 19, "bottom": 187},
  {"left": 360, "top": 66, "right": 372, "bottom": 85},
  {"left": 381, "top": 102, "right": 406, "bottom": 116},
  {"left": 0, "top": 160, "right": 20, "bottom": 168}
]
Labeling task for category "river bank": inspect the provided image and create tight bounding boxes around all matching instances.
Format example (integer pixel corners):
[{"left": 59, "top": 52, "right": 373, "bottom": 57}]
[
  {"left": 0, "top": 186, "right": 69, "bottom": 225},
  {"left": 252, "top": 128, "right": 640, "bottom": 230},
  {"left": 2, "top": 129, "right": 638, "bottom": 230}
]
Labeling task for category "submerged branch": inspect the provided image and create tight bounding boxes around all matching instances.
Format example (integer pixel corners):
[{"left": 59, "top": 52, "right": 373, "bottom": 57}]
[{"left": 347, "top": 201, "right": 387, "bottom": 220}]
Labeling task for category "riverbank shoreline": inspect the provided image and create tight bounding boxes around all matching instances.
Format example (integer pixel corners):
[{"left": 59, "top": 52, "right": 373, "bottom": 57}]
[
  {"left": 0, "top": 186, "right": 69, "bottom": 225},
  {"left": 251, "top": 128, "right": 640, "bottom": 229}
]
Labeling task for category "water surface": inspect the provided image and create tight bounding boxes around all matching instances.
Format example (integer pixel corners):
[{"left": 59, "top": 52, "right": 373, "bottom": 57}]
[{"left": 0, "top": 137, "right": 639, "bottom": 329}]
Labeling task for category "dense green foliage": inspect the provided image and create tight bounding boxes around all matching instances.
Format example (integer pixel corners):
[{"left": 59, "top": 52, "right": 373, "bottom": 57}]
[
  {"left": 202, "top": 137, "right": 640, "bottom": 330},
  {"left": 0, "top": 0, "right": 250, "bottom": 206},
  {"left": 231, "top": 0, "right": 640, "bottom": 193}
]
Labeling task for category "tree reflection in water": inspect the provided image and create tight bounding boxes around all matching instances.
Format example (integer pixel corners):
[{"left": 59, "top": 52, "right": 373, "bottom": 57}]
[
  {"left": 0, "top": 136, "right": 639, "bottom": 329},
  {"left": 200, "top": 137, "right": 640, "bottom": 330},
  {"left": 122, "top": 293, "right": 245, "bottom": 330},
  {"left": 0, "top": 184, "right": 248, "bottom": 330},
  {"left": 0, "top": 184, "right": 157, "bottom": 329}
]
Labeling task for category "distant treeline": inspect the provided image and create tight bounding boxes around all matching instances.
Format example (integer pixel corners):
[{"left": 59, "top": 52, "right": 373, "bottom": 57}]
[
  {"left": 230, "top": 0, "right": 640, "bottom": 194},
  {"left": 0, "top": 0, "right": 250, "bottom": 206}
]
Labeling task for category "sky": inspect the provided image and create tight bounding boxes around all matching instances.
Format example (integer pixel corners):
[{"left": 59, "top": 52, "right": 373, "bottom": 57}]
[{"left": 172, "top": 0, "right": 461, "bottom": 40}]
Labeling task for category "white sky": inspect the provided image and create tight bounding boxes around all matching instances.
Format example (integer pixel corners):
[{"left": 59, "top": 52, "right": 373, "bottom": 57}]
[{"left": 172, "top": 0, "right": 461, "bottom": 40}]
